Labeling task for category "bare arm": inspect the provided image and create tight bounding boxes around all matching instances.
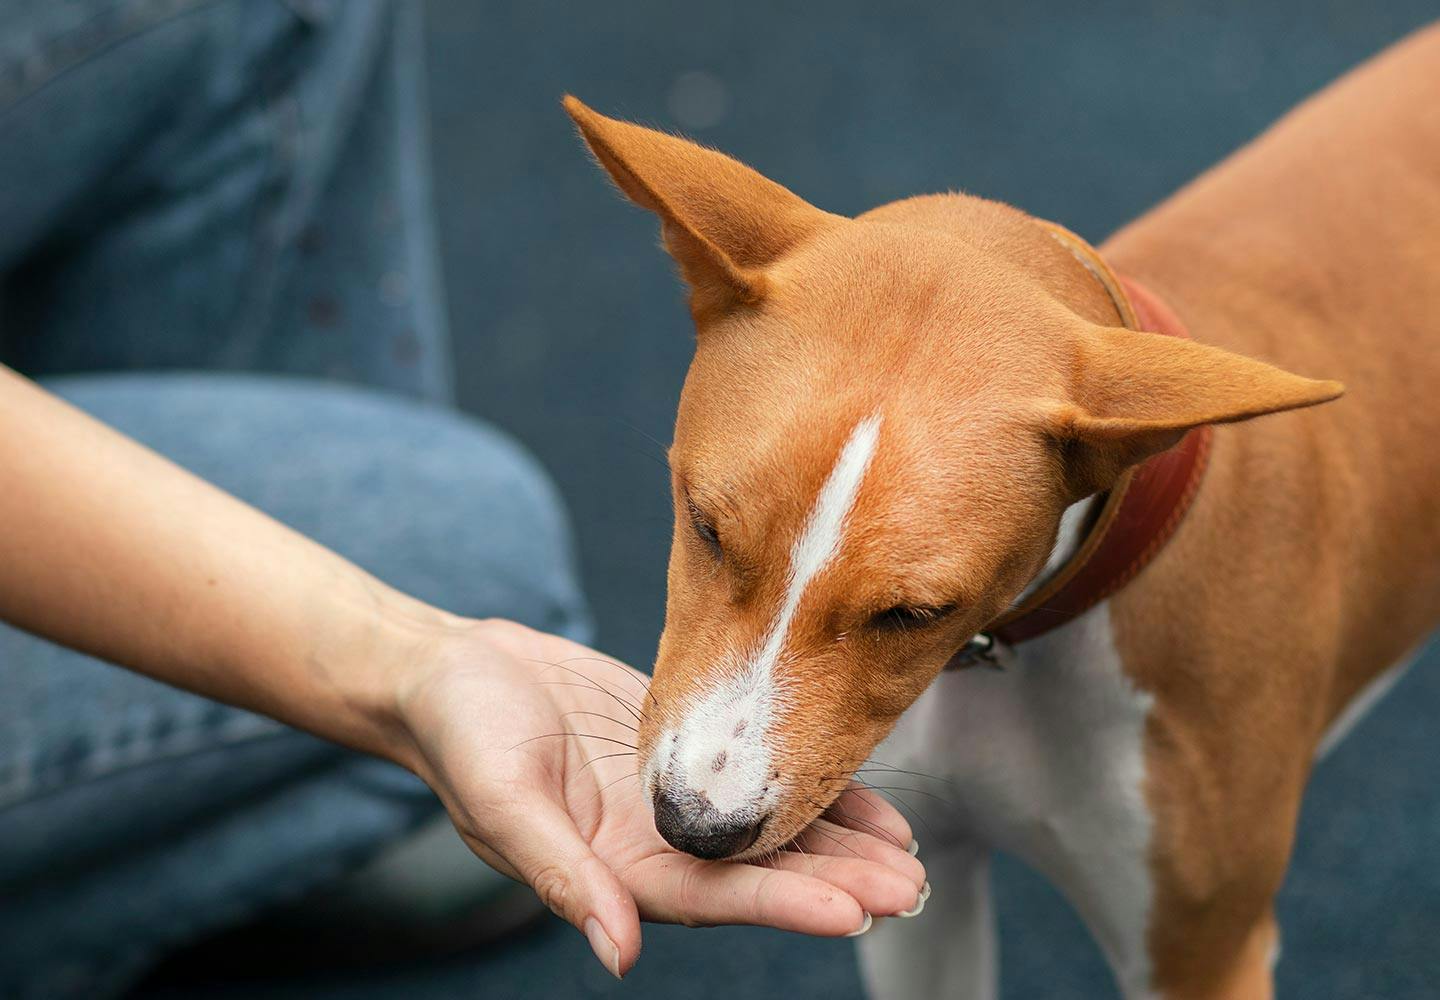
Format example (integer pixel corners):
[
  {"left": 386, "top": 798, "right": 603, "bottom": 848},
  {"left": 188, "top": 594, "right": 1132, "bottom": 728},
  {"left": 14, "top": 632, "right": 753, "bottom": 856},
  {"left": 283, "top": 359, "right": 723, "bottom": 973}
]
[
  {"left": 0, "top": 363, "right": 425, "bottom": 758},
  {"left": 0, "top": 365, "right": 926, "bottom": 977}
]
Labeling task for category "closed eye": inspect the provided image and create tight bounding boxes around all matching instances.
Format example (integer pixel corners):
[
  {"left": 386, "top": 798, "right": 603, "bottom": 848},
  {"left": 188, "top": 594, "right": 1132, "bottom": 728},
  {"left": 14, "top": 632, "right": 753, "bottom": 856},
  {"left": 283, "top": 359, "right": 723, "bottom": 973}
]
[
  {"left": 686, "top": 496, "right": 722, "bottom": 558},
  {"left": 870, "top": 603, "right": 957, "bottom": 632}
]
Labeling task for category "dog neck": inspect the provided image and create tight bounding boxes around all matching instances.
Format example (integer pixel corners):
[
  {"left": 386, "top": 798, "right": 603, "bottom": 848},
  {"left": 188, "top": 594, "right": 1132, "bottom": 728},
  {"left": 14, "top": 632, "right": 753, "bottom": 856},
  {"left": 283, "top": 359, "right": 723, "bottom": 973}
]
[
  {"left": 951, "top": 226, "right": 1212, "bottom": 663},
  {"left": 1016, "top": 495, "right": 1103, "bottom": 606}
]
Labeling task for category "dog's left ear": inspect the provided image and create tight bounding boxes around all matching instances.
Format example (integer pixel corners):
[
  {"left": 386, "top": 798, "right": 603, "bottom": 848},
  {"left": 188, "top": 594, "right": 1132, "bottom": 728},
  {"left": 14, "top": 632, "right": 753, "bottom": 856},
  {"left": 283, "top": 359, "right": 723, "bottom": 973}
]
[
  {"left": 1051, "top": 325, "right": 1345, "bottom": 496},
  {"left": 563, "top": 96, "right": 840, "bottom": 318}
]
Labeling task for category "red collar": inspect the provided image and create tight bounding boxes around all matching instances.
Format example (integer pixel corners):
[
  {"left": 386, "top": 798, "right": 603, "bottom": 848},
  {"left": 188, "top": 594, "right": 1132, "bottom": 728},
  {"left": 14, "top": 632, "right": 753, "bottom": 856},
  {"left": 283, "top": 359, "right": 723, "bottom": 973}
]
[{"left": 951, "top": 226, "right": 1212, "bottom": 664}]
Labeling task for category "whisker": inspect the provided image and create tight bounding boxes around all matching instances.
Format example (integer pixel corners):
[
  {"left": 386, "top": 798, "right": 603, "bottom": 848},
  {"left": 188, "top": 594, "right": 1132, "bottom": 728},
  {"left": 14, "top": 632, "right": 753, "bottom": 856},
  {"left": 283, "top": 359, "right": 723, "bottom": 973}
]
[
  {"left": 850, "top": 781, "right": 939, "bottom": 840},
  {"left": 619, "top": 440, "right": 673, "bottom": 478},
  {"left": 579, "top": 751, "right": 638, "bottom": 773},
  {"left": 510, "top": 731, "right": 638, "bottom": 752},
  {"left": 619, "top": 418, "right": 674, "bottom": 470},
  {"left": 800, "top": 822, "right": 863, "bottom": 860},
  {"left": 596, "top": 778, "right": 647, "bottom": 817},
  {"left": 571, "top": 733, "right": 639, "bottom": 750},
  {"left": 531, "top": 673, "right": 645, "bottom": 725},
  {"left": 543, "top": 654, "right": 651, "bottom": 701},
  {"left": 588, "top": 769, "right": 641, "bottom": 809},
  {"left": 562, "top": 710, "right": 638, "bottom": 733},
  {"left": 527, "top": 657, "right": 646, "bottom": 708},
  {"left": 825, "top": 804, "right": 904, "bottom": 849},
  {"left": 530, "top": 658, "right": 648, "bottom": 713},
  {"left": 854, "top": 764, "right": 956, "bottom": 787},
  {"left": 851, "top": 784, "right": 957, "bottom": 807}
]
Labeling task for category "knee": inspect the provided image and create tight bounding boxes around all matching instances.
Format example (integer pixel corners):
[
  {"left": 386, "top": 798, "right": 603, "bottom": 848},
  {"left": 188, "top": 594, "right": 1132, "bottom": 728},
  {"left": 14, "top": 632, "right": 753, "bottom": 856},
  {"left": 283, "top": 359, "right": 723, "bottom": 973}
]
[
  {"left": 396, "top": 405, "right": 593, "bottom": 640},
  {"left": 321, "top": 387, "right": 594, "bottom": 641}
]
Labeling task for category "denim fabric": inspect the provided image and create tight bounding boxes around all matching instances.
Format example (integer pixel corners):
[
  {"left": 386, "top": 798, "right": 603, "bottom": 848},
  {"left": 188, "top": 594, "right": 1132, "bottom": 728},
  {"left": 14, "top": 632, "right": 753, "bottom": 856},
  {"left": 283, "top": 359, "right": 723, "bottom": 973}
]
[
  {"left": 0, "top": 376, "right": 594, "bottom": 998},
  {"left": 0, "top": 2, "right": 590, "bottom": 996},
  {"left": 0, "top": 0, "right": 453, "bottom": 400}
]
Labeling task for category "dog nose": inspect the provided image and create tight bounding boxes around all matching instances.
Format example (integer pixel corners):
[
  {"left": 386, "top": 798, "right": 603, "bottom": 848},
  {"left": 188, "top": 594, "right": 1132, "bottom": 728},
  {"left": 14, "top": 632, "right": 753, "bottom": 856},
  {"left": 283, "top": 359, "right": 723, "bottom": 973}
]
[{"left": 652, "top": 786, "right": 765, "bottom": 860}]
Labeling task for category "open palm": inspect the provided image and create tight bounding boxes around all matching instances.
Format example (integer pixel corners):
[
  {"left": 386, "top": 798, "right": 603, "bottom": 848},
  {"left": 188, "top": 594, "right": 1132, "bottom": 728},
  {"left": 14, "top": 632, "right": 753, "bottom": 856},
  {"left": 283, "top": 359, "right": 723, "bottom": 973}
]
[{"left": 395, "top": 619, "right": 927, "bottom": 978}]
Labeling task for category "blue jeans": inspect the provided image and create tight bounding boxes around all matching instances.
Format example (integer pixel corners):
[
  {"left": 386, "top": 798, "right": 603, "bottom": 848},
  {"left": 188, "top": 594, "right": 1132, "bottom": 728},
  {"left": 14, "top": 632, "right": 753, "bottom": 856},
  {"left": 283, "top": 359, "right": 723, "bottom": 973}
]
[
  {"left": 0, "top": 3, "right": 591, "bottom": 997},
  {"left": 0, "top": 0, "right": 451, "bottom": 399}
]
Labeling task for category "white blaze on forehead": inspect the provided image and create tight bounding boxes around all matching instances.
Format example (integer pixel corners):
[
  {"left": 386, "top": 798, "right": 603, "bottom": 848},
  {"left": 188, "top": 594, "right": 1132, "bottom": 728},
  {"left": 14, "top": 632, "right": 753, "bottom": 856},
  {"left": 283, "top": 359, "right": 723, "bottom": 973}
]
[
  {"left": 651, "top": 413, "right": 883, "bottom": 816},
  {"left": 755, "top": 411, "right": 884, "bottom": 676}
]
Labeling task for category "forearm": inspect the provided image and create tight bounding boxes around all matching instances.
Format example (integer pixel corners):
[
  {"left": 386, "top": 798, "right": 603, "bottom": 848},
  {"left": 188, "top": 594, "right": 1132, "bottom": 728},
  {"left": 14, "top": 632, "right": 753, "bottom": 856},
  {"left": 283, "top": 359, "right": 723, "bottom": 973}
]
[{"left": 0, "top": 365, "right": 441, "bottom": 762}]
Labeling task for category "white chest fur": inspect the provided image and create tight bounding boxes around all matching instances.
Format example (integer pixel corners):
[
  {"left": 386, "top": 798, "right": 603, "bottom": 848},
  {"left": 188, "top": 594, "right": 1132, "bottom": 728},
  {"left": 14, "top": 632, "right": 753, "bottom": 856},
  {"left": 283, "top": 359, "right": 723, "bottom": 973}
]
[{"left": 874, "top": 602, "right": 1159, "bottom": 998}]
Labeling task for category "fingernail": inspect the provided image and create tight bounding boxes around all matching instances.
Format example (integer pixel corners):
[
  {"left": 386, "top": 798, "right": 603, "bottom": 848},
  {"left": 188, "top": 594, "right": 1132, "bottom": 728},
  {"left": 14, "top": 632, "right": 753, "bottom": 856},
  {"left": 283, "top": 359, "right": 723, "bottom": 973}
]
[
  {"left": 920, "top": 880, "right": 931, "bottom": 902},
  {"left": 845, "top": 912, "right": 874, "bottom": 937},
  {"left": 584, "top": 916, "right": 622, "bottom": 979},
  {"left": 898, "top": 892, "right": 926, "bottom": 919},
  {"left": 907, "top": 839, "right": 919, "bottom": 857}
]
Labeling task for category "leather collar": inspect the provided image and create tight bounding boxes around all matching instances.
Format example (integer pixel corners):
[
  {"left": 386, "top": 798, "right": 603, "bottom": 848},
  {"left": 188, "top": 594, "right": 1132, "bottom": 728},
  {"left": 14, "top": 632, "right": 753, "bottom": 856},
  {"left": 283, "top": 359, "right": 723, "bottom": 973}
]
[{"left": 950, "top": 224, "right": 1211, "bottom": 665}]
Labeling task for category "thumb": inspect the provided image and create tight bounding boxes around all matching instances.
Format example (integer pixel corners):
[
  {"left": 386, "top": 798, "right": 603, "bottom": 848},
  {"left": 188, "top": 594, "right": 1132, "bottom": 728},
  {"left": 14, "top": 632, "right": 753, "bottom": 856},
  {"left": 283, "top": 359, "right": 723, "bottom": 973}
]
[{"left": 500, "top": 797, "right": 641, "bottom": 979}]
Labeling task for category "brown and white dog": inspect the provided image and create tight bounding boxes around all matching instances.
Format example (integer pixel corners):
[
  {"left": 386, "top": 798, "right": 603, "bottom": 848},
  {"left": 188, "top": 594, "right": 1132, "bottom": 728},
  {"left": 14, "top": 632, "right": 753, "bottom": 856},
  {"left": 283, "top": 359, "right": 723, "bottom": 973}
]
[{"left": 565, "top": 23, "right": 1440, "bottom": 1000}]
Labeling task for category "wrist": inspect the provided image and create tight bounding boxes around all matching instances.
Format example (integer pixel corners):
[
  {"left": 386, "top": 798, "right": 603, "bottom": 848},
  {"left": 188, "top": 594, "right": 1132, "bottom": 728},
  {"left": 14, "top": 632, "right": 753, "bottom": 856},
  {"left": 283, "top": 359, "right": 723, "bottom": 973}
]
[
  {"left": 381, "top": 615, "right": 537, "bottom": 777},
  {"left": 352, "top": 602, "right": 539, "bottom": 776},
  {"left": 312, "top": 577, "right": 468, "bottom": 770}
]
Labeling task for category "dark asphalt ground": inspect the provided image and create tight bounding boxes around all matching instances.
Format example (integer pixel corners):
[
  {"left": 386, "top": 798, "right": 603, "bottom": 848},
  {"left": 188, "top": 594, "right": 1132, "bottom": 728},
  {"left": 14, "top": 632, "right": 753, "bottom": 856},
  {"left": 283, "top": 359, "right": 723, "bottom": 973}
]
[{"left": 144, "top": 3, "right": 1440, "bottom": 997}]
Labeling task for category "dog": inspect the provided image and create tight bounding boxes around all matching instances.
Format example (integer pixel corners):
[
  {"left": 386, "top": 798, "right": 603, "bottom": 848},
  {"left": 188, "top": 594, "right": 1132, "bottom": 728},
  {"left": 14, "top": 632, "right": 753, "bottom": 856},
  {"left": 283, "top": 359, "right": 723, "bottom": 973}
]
[{"left": 564, "top": 22, "right": 1440, "bottom": 999}]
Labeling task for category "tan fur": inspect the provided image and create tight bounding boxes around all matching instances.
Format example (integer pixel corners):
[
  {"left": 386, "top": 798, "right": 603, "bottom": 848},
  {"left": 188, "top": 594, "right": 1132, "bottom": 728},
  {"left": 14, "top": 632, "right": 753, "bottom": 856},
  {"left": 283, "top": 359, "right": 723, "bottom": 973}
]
[
  {"left": 1099, "top": 25, "right": 1440, "bottom": 996},
  {"left": 565, "top": 22, "right": 1440, "bottom": 997}
]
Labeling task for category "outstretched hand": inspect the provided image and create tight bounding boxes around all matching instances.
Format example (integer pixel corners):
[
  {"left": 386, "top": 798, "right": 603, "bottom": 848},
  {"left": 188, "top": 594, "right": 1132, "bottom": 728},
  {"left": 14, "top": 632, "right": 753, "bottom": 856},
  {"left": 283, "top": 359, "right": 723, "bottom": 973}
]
[{"left": 392, "top": 619, "right": 927, "bottom": 978}]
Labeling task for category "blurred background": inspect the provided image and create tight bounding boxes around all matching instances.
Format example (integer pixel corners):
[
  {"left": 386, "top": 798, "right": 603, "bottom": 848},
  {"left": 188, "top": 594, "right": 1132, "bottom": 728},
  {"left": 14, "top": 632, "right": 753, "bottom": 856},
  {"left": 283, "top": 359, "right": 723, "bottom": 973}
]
[{"left": 99, "top": 0, "right": 1440, "bottom": 995}]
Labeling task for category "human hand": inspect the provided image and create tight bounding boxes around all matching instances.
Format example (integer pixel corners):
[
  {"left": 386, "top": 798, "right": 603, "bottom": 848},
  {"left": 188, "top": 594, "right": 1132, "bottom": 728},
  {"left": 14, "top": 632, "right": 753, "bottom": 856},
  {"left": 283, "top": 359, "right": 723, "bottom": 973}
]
[{"left": 389, "top": 619, "right": 927, "bottom": 979}]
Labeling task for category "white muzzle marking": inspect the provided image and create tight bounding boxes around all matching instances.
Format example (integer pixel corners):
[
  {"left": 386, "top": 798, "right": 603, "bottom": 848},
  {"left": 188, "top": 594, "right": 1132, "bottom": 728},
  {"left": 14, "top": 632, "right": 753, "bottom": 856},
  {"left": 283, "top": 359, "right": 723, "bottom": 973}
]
[{"left": 649, "top": 413, "right": 884, "bottom": 817}]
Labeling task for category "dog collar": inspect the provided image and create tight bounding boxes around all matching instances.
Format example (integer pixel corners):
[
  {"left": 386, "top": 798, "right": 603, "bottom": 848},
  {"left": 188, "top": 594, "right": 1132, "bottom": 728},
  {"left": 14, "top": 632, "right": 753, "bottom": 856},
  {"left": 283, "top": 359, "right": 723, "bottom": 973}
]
[{"left": 950, "top": 224, "right": 1212, "bottom": 667}]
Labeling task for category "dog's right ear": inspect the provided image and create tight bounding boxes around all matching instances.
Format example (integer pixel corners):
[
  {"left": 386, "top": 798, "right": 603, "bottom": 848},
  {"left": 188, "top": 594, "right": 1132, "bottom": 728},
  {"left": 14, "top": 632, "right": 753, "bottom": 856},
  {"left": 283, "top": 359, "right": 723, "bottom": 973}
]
[{"left": 563, "top": 96, "right": 839, "bottom": 318}]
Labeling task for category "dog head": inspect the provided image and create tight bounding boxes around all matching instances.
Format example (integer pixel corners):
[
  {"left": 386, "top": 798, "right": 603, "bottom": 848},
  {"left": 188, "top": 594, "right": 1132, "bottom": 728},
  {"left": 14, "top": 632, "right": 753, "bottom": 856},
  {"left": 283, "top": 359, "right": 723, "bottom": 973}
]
[{"left": 565, "top": 97, "right": 1343, "bottom": 859}]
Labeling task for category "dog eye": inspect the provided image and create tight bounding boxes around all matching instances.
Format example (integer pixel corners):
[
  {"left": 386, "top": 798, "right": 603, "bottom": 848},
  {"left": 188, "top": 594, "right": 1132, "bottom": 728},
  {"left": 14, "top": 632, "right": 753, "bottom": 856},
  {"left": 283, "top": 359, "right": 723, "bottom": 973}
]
[
  {"left": 686, "top": 497, "right": 722, "bottom": 557},
  {"left": 870, "top": 603, "right": 956, "bottom": 631}
]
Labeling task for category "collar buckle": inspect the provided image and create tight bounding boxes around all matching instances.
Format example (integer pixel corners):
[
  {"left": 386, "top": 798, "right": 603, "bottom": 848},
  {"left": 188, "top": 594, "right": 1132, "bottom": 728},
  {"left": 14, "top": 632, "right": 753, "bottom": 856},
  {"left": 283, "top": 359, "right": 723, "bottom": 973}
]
[{"left": 949, "top": 632, "right": 1004, "bottom": 671}]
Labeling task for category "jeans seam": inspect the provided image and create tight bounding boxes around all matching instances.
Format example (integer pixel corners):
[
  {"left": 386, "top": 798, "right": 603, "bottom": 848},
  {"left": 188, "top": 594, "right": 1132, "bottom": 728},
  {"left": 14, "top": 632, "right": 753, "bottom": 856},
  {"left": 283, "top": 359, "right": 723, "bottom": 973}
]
[{"left": 0, "top": 0, "right": 222, "bottom": 114}]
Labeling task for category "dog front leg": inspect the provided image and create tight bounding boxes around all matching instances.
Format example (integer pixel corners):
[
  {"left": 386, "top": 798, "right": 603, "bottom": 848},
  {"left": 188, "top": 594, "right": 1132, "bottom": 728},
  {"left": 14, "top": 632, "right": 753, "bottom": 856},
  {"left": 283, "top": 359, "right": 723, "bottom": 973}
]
[{"left": 857, "top": 839, "right": 996, "bottom": 1000}]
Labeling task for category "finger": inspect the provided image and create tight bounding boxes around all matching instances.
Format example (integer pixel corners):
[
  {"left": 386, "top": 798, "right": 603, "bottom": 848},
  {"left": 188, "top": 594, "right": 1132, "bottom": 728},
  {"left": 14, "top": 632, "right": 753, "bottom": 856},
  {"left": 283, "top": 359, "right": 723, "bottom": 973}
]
[
  {"left": 622, "top": 853, "right": 871, "bottom": 937},
  {"left": 790, "top": 819, "right": 925, "bottom": 889},
  {"left": 480, "top": 796, "right": 642, "bottom": 978},
  {"left": 762, "top": 850, "right": 924, "bottom": 918},
  {"left": 824, "top": 783, "right": 914, "bottom": 851}
]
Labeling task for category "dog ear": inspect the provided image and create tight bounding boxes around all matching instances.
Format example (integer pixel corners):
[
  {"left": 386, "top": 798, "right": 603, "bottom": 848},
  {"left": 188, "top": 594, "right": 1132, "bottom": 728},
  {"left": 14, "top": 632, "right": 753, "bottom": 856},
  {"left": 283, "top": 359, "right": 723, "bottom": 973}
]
[
  {"left": 1050, "top": 325, "right": 1345, "bottom": 496},
  {"left": 563, "top": 96, "right": 838, "bottom": 317}
]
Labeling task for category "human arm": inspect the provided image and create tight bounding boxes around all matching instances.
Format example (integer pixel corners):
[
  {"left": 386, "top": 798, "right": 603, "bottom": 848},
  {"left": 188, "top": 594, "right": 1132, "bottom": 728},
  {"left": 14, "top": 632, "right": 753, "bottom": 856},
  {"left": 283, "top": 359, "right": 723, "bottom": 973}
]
[{"left": 0, "top": 365, "right": 925, "bottom": 976}]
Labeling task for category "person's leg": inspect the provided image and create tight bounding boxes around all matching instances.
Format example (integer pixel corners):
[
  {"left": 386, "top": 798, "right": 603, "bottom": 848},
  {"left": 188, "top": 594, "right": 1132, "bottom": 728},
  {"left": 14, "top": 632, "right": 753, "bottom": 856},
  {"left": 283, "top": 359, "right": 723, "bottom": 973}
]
[
  {"left": 0, "top": 374, "right": 591, "bottom": 999},
  {"left": 0, "top": 0, "right": 452, "bottom": 401}
]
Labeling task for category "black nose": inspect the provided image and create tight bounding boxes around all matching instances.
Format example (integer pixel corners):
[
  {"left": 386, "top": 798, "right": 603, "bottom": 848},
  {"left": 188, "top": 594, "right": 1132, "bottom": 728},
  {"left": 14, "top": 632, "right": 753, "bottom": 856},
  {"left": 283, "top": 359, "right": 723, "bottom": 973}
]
[{"left": 652, "top": 787, "right": 765, "bottom": 860}]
